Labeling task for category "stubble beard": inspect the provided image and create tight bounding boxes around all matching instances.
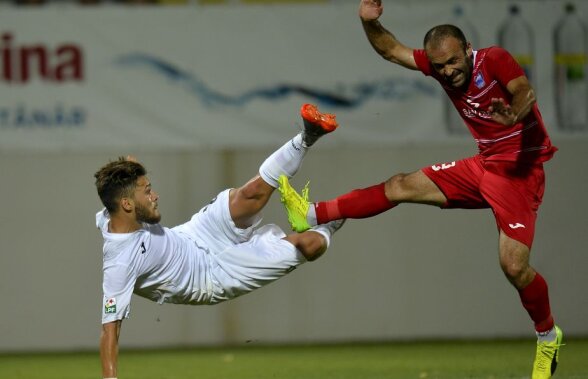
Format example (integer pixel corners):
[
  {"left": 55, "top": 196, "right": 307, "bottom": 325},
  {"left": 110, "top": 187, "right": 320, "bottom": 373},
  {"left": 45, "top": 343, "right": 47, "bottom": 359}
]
[{"left": 136, "top": 202, "right": 161, "bottom": 224}]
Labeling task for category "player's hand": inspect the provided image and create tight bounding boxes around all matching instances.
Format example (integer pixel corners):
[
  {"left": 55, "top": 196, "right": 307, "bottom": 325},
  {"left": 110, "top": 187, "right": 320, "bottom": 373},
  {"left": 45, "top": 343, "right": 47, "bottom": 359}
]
[
  {"left": 359, "top": 0, "right": 383, "bottom": 22},
  {"left": 489, "top": 97, "right": 517, "bottom": 126}
]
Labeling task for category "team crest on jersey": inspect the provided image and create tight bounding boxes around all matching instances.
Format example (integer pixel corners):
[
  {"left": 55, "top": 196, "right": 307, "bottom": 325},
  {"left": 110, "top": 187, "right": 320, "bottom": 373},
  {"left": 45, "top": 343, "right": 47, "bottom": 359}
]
[
  {"left": 104, "top": 297, "right": 117, "bottom": 314},
  {"left": 474, "top": 72, "right": 485, "bottom": 89}
]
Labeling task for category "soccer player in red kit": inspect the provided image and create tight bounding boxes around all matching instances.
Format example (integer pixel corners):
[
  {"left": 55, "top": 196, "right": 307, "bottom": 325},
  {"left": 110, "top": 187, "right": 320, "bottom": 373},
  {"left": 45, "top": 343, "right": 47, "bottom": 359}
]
[{"left": 278, "top": 1, "right": 562, "bottom": 378}]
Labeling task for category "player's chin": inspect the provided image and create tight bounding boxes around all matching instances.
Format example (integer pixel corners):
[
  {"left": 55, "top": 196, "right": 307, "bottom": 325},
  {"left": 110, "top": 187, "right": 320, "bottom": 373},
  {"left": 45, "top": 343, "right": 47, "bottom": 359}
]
[
  {"left": 143, "top": 212, "right": 162, "bottom": 224},
  {"left": 450, "top": 75, "right": 466, "bottom": 88}
]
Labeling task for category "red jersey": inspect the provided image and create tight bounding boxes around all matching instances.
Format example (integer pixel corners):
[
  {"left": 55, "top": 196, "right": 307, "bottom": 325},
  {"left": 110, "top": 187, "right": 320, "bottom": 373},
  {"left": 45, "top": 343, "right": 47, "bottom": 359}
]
[{"left": 414, "top": 46, "right": 556, "bottom": 163}]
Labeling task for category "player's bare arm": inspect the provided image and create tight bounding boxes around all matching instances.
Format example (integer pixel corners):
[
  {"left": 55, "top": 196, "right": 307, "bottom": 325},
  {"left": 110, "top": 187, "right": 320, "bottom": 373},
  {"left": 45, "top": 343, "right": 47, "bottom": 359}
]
[
  {"left": 359, "top": 0, "right": 417, "bottom": 70},
  {"left": 100, "top": 320, "right": 122, "bottom": 378},
  {"left": 489, "top": 76, "right": 536, "bottom": 126}
]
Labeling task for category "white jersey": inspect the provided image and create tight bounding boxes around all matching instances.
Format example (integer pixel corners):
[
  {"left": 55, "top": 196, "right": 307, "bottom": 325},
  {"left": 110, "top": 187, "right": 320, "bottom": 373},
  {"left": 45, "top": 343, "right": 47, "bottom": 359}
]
[
  {"left": 98, "top": 189, "right": 306, "bottom": 324},
  {"left": 97, "top": 209, "right": 215, "bottom": 324}
]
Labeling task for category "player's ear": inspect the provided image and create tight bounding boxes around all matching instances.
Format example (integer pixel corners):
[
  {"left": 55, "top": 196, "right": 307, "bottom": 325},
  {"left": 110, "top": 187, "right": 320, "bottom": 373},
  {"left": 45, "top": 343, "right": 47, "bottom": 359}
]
[
  {"left": 120, "top": 197, "right": 134, "bottom": 212},
  {"left": 465, "top": 42, "right": 473, "bottom": 57}
]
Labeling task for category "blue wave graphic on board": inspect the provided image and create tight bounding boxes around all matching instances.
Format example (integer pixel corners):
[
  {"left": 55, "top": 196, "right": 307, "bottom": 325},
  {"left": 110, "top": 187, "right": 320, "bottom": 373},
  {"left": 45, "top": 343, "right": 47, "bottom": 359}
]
[{"left": 116, "top": 53, "right": 438, "bottom": 108}]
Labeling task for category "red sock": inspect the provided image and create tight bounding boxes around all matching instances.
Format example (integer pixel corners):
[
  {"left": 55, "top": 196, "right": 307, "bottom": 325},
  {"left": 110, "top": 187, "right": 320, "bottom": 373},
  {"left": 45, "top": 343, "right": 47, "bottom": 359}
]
[
  {"left": 314, "top": 182, "right": 397, "bottom": 224},
  {"left": 518, "top": 272, "right": 554, "bottom": 333}
]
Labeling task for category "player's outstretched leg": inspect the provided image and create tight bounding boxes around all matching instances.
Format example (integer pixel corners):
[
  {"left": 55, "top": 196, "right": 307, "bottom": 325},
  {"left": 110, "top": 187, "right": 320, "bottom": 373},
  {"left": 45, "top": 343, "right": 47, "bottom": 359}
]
[
  {"left": 259, "top": 103, "right": 338, "bottom": 189},
  {"left": 532, "top": 325, "right": 564, "bottom": 379},
  {"left": 232, "top": 104, "right": 338, "bottom": 228}
]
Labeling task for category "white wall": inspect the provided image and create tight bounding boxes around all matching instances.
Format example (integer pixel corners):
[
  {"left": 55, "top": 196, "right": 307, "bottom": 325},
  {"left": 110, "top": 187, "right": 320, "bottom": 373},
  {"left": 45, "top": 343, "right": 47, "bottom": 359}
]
[{"left": 1, "top": 138, "right": 586, "bottom": 352}]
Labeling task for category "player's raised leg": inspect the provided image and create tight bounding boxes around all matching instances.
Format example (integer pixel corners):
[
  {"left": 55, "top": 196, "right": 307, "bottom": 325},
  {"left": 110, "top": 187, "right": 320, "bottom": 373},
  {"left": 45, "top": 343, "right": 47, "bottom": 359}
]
[
  {"left": 279, "top": 169, "right": 445, "bottom": 232},
  {"left": 230, "top": 104, "right": 338, "bottom": 228}
]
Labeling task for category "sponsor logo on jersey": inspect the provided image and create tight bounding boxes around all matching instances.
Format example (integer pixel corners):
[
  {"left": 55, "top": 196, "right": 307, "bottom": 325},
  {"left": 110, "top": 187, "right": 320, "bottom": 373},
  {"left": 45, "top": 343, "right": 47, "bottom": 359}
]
[
  {"left": 431, "top": 161, "right": 456, "bottom": 171},
  {"left": 474, "top": 72, "right": 485, "bottom": 89},
  {"left": 466, "top": 98, "right": 480, "bottom": 108},
  {"left": 463, "top": 107, "right": 492, "bottom": 120},
  {"left": 105, "top": 297, "right": 117, "bottom": 314},
  {"left": 508, "top": 223, "right": 526, "bottom": 229}
]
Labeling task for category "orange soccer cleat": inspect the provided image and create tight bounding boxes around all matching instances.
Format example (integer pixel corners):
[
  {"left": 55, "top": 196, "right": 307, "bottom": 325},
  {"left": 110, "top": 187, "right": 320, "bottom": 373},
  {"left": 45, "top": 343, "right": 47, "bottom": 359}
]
[{"left": 300, "top": 103, "right": 338, "bottom": 146}]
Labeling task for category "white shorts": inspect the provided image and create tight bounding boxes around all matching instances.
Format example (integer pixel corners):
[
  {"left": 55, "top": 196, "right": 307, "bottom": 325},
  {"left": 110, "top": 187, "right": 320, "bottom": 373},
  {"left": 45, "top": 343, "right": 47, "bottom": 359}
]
[{"left": 173, "top": 189, "right": 306, "bottom": 303}]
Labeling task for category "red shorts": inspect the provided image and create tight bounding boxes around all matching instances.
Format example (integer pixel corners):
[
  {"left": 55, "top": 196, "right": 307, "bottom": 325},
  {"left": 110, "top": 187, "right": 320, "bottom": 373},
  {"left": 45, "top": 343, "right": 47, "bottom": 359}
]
[{"left": 421, "top": 155, "right": 546, "bottom": 248}]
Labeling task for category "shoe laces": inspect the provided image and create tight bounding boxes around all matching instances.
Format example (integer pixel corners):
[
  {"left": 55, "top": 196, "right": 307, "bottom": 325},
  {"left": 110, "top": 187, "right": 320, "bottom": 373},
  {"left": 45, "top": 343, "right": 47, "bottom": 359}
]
[
  {"left": 281, "top": 180, "right": 310, "bottom": 212},
  {"left": 301, "top": 181, "right": 310, "bottom": 202},
  {"left": 291, "top": 181, "right": 310, "bottom": 214}
]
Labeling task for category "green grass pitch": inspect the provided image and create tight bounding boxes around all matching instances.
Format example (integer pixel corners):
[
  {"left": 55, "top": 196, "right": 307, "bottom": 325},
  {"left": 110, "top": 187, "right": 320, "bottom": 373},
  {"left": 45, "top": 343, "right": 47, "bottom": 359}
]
[{"left": 1, "top": 339, "right": 587, "bottom": 379}]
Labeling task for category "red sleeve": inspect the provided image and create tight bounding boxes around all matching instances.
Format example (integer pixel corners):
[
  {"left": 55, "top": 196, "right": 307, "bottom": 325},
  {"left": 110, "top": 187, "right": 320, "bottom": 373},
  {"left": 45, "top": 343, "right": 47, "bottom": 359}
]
[
  {"left": 413, "top": 49, "right": 432, "bottom": 76},
  {"left": 485, "top": 46, "right": 526, "bottom": 86}
]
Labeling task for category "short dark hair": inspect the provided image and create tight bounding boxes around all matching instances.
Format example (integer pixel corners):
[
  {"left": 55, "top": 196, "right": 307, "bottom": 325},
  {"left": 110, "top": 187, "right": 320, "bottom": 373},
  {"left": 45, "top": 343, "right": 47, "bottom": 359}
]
[
  {"left": 423, "top": 24, "right": 467, "bottom": 51},
  {"left": 94, "top": 157, "right": 146, "bottom": 213}
]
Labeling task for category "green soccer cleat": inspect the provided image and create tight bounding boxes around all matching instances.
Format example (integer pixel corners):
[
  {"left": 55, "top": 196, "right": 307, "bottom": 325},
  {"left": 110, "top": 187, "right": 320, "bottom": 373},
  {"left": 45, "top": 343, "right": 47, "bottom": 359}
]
[
  {"left": 278, "top": 175, "right": 312, "bottom": 232},
  {"left": 532, "top": 325, "right": 564, "bottom": 379}
]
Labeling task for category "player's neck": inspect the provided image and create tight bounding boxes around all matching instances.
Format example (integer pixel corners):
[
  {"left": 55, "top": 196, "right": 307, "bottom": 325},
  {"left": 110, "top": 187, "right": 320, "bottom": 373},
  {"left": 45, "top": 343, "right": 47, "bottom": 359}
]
[{"left": 109, "top": 213, "right": 142, "bottom": 234}]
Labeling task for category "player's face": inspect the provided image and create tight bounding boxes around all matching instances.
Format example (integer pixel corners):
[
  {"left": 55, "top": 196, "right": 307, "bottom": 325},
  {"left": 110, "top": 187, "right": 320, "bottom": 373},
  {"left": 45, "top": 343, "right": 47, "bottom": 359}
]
[
  {"left": 133, "top": 176, "right": 161, "bottom": 224},
  {"left": 426, "top": 37, "right": 473, "bottom": 89}
]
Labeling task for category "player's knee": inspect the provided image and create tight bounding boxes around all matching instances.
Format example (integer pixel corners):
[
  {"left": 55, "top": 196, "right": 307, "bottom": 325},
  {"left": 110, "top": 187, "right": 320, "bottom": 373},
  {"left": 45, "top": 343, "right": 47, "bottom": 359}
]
[
  {"left": 288, "top": 232, "right": 327, "bottom": 262},
  {"left": 499, "top": 235, "right": 533, "bottom": 287},
  {"left": 303, "top": 246, "right": 327, "bottom": 262},
  {"left": 500, "top": 259, "right": 532, "bottom": 288},
  {"left": 501, "top": 261, "right": 525, "bottom": 280},
  {"left": 385, "top": 173, "right": 410, "bottom": 200}
]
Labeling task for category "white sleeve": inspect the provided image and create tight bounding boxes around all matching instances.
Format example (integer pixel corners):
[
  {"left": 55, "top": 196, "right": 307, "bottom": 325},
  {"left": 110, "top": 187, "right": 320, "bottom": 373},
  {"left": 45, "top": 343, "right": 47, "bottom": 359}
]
[{"left": 102, "top": 262, "right": 136, "bottom": 324}]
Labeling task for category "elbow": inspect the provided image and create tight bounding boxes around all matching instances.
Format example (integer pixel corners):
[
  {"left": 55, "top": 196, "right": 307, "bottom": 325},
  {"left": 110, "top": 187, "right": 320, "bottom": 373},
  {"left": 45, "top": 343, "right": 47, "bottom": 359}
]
[
  {"left": 380, "top": 52, "right": 396, "bottom": 63},
  {"left": 370, "top": 44, "right": 393, "bottom": 62},
  {"left": 379, "top": 51, "right": 403, "bottom": 66}
]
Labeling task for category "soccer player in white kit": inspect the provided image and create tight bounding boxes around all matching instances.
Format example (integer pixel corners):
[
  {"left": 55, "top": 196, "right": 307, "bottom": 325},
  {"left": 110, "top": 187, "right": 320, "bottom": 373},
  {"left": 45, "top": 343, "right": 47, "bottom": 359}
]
[{"left": 94, "top": 104, "right": 344, "bottom": 379}]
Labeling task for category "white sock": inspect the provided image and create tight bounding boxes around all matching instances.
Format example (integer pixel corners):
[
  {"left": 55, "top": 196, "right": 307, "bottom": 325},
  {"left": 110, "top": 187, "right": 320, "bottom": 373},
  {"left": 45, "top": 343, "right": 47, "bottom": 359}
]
[
  {"left": 310, "top": 219, "right": 346, "bottom": 248},
  {"left": 536, "top": 327, "right": 556, "bottom": 342},
  {"left": 259, "top": 134, "right": 307, "bottom": 188},
  {"left": 307, "top": 206, "right": 318, "bottom": 226}
]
